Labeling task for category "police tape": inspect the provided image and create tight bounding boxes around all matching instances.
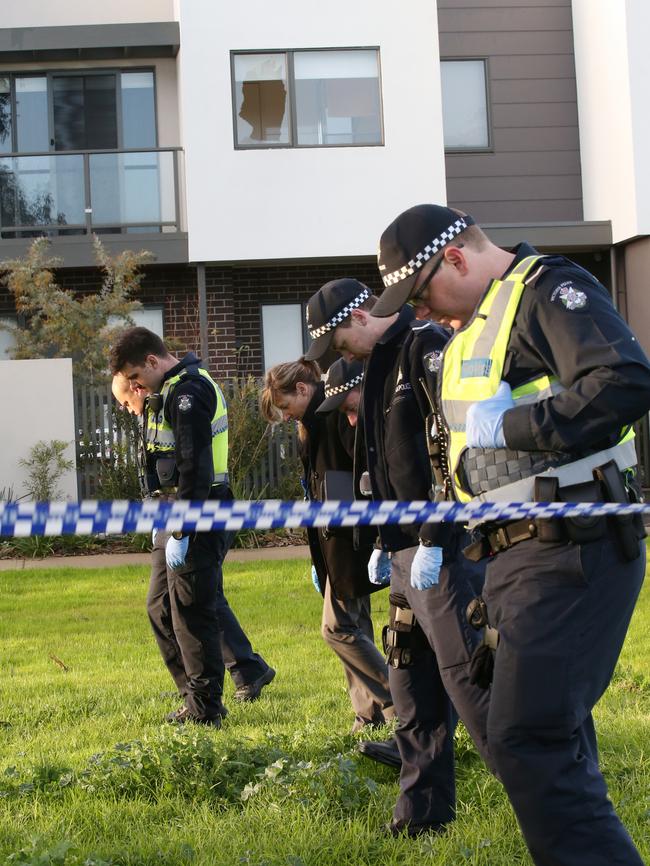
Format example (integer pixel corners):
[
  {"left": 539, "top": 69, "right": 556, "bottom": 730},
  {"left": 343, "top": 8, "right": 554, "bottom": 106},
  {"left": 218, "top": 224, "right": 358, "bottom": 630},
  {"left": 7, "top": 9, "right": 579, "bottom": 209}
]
[{"left": 0, "top": 498, "right": 649, "bottom": 537}]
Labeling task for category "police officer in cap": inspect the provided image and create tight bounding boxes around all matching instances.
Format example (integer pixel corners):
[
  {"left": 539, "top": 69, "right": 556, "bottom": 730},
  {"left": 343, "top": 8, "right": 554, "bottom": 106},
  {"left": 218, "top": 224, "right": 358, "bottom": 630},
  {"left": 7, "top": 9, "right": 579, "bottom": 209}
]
[
  {"left": 109, "top": 327, "right": 274, "bottom": 725},
  {"left": 373, "top": 204, "right": 650, "bottom": 865},
  {"left": 305, "top": 279, "right": 492, "bottom": 837},
  {"left": 111, "top": 369, "right": 275, "bottom": 709}
]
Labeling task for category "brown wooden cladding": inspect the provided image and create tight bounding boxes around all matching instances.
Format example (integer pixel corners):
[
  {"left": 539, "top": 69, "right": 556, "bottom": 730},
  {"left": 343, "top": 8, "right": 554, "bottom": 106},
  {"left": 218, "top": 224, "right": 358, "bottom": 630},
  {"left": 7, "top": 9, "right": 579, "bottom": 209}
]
[{"left": 439, "top": 0, "right": 583, "bottom": 223}]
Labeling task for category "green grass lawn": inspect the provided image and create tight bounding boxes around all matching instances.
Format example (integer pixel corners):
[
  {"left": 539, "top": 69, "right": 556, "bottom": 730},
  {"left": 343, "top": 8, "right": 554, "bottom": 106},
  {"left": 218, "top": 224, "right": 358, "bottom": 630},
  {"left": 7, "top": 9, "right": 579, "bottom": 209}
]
[{"left": 0, "top": 553, "right": 648, "bottom": 866}]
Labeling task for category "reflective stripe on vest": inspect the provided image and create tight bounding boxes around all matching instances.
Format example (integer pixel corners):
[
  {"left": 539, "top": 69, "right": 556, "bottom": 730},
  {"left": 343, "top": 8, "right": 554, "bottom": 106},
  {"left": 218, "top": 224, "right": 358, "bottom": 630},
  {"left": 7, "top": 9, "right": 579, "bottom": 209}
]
[
  {"left": 145, "top": 367, "right": 229, "bottom": 478},
  {"left": 439, "top": 255, "right": 635, "bottom": 502}
]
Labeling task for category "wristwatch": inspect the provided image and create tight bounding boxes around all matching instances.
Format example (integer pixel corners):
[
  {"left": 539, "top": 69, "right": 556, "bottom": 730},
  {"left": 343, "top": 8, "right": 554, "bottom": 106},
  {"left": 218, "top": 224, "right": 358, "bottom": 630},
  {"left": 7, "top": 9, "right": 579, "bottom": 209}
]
[{"left": 172, "top": 531, "right": 185, "bottom": 541}]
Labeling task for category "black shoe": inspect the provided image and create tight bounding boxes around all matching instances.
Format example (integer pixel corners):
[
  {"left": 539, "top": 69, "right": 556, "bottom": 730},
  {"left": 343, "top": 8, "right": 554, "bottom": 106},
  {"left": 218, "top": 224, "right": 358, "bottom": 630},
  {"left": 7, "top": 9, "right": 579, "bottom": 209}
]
[
  {"left": 386, "top": 820, "right": 446, "bottom": 838},
  {"left": 165, "top": 706, "right": 224, "bottom": 728},
  {"left": 233, "top": 667, "right": 276, "bottom": 702},
  {"left": 358, "top": 737, "right": 402, "bottom": 770}
]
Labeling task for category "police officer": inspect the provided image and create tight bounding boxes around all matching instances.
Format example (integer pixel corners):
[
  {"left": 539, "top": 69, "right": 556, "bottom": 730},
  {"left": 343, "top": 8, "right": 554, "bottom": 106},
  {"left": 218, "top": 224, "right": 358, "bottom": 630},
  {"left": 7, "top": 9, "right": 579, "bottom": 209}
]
[
  {"left": 260, "top": 358, "right": 397, "bottom": 750},
  {"left": 109, "top": 328, "right": 274, "bottom": 725},
  {"left": 111, "top": 369, "right": 275, "bottom": 708},
  {"left": 373, "top": 204, "right": 650, "bottom": 865},
  {"left": 304, "top": 279, "right": 491, "bottom": 837}
]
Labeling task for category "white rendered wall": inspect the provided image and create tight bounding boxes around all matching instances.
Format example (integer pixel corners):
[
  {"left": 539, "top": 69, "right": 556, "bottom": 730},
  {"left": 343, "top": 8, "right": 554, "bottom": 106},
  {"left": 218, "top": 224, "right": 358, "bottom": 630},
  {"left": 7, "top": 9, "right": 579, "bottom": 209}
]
[
  {"left": 0, "top": 359, "right": 77, "bottom": 501},
  {"left": 2, "top": 1, "right": 176, "bottom": 28},
  {"left": 572, "top": 0, "right": 650, "bottom": 242},
  {"left": 178, "top": 0, "right": 447, "bottom": 262}
]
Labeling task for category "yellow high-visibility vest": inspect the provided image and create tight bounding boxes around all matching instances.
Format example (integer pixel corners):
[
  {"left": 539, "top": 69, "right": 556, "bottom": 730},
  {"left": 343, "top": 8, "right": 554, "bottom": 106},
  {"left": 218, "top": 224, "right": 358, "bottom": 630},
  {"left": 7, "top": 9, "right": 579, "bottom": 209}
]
[
  {"left": 145, "top": 365, "right": 229, "bottom": 482},
  {"left": 439, "top": 255, "right": 635, "bottom": 502}
]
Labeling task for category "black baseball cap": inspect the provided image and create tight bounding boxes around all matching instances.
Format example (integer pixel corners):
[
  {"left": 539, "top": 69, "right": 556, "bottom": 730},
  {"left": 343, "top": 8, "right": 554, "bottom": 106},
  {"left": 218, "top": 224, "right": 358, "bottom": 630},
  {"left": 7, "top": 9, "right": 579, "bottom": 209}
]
[
  {"left": 373, "top": 204, "right": 475, "bottom": 317},
  {"left": 316, "top": 358, "right": 364, "bottom": 414},
  {"left": 304, "top": 278, "right": 371, "bottom": 360}
]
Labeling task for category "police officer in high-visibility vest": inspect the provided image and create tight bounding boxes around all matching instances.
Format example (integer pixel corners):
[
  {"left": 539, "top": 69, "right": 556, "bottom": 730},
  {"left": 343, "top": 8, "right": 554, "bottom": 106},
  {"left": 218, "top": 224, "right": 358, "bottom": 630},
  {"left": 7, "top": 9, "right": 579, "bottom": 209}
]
[
  {"left": 109, "top": 326, "right": 273, "bottom": 726},
  {"left": 373, "top": 204, "right": 650, "bottom": 866}
]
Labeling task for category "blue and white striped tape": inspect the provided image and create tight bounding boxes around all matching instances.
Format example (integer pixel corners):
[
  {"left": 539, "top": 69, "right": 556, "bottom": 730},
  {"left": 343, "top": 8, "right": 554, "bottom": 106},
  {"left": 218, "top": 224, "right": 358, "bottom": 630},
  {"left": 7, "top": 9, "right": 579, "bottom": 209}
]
[{"left": 0, "top": 498, "right": 649, "bottom": 537}]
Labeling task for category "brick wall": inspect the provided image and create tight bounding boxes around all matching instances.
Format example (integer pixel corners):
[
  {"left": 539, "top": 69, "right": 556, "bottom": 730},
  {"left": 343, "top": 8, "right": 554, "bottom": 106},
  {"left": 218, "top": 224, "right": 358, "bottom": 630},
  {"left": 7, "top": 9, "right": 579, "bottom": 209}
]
[
  {"left": 229, "top": 258, "right": 380, "bottom": 377},
  {"left": 0, "top": 257, "right": 382, "bottom": 380}
]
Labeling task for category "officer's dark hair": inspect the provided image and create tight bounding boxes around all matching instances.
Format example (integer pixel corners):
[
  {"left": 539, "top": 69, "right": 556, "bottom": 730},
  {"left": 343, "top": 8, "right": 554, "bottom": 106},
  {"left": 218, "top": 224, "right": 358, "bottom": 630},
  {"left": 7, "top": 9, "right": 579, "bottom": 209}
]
[
  {"left": 336, "top": 294, "right": 378, "bottom": 329},
  {"left": 109, "top": 326, "right": 169, "bottom": 374}
]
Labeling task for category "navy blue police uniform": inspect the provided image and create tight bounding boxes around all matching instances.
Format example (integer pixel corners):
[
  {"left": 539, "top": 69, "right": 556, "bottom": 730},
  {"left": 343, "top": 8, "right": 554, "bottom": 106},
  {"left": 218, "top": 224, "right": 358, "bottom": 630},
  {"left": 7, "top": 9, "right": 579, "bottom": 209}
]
[
  {"left": 355, "top": 307, "right": 493, "bottom": 834},
  {"left": 446, "top": 244, "right": 650, "bottom": 866}
]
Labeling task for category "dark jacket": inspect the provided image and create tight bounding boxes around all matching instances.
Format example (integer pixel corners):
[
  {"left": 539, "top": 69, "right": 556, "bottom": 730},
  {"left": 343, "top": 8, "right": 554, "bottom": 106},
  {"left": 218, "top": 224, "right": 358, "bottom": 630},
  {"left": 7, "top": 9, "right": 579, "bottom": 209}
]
[
  {"left": 494, "top": 243, "right": 650, "bottom": 454},
  {"left": 355, "top": 307, "right": 458, "bottom": 556},
  {"left": 300, "top": 382, "right": 376, "bottom": 600},
  {"left": 144, "top": 353, "right": 221, "bottom": 501}
]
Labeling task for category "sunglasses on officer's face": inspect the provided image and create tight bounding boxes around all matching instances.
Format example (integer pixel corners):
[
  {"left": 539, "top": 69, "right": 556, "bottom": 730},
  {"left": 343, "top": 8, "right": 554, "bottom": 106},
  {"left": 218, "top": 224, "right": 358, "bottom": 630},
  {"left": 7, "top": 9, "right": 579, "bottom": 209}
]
[{"left": 407, "top": 255, "right": 444, "bottom": 307}]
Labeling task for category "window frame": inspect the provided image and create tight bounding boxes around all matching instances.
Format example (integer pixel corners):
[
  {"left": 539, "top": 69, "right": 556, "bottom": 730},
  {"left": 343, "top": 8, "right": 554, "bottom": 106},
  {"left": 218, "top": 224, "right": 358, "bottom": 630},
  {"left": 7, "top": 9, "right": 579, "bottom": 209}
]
[
  {"left": 0, "top": 66, "right": 159, "bottom": 154},
  {"left": 440, "top": 57, "right": 493, "bottom": 154},
  {"left": 230, "top": 46, "right": 385, "bottom": 150},
  {"left": 259, "top": 301, "right": 311, "bottom": 371}
]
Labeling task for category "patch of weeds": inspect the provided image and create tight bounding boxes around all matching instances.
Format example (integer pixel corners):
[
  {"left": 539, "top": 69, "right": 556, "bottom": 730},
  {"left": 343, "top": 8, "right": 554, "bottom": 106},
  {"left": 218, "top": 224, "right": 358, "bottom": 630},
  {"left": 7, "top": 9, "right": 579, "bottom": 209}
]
[
  {"left": 6, "top": 836, "right": 117, "bottom": 865},
  {"left": 611, "top": 664, "right": 650, "bottom": 696},
  {"left": 0, "top": 730, "right": 381, "bottom": 816}
]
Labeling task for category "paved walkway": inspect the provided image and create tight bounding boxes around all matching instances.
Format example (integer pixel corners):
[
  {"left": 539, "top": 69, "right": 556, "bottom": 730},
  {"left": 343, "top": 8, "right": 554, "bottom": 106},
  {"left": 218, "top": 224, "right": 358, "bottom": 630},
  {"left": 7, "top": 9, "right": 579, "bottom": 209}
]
[{"left": 0, "top": 545, "right": 311, "bottom": 571}]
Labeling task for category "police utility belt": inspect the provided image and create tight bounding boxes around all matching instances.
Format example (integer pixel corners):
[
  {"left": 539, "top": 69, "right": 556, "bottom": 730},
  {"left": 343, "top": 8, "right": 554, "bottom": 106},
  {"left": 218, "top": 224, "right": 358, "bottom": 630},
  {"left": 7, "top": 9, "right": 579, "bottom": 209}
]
[
  {"left": 464, "top": 442, "right": 645, "bottom": 563},
  {"left": 141, "top": 456, "right": 229, "bottom": 499}
]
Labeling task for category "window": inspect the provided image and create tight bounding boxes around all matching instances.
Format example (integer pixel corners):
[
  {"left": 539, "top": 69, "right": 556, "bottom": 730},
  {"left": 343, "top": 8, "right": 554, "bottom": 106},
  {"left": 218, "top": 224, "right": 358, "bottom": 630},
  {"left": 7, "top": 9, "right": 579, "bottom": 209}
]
[
  {"left": 232, "top": 49, "right": 383, "bottom": 148},
  {"left": 441, "top": 60, "right": 490, "bottom": 150},
  {"left": 0, "top": 69, "right": 157, "bottom": 154},
  {"left": 261, "top": 303, "right": 309, "bottom": 371},
  {"left": 0, "top": 317, "right": 16, "bottom": 359},
  {"left": 108, "top": 306, "right": 164, "bottom": 338}
]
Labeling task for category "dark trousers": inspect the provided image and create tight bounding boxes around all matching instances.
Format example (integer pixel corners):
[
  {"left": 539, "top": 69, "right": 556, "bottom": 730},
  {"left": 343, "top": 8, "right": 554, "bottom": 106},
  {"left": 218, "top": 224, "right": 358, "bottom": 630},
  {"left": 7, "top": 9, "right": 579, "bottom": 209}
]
[
  {"left": 389, "top": 543, "right": 491, "bottom": 828},
  {"left": 483, "top": 533, "right": 645, "bottom": 866},
  {"left": 148, "top": 529, "right": 268, "bottom": 718}
]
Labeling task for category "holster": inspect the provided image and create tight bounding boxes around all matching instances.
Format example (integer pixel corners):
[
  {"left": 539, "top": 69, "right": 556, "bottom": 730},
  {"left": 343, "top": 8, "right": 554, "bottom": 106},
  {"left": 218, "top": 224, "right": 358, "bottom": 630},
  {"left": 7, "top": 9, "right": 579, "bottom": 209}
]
[
  {"left": 382, "top": 593, "right": 428, "bottom": 668},
  {"left": 594, "top": 460, "right": 646, "bottom": 562},
  {"left": 466, "top": 595, "right": 499, "bottom": 689}
]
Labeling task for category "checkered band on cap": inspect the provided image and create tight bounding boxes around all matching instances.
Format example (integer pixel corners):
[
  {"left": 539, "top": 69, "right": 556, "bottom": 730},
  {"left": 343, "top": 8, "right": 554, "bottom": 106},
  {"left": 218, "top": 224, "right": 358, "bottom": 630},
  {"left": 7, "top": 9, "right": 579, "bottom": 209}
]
[
  {"left": 308, "top": 288, "right": 370, "bottom": 339},
  {"left": 324, "top": 372, "right": 364, "bottom": 400},
  {"left": 382, "top": 218, "right": 471, "bottom": 288}
]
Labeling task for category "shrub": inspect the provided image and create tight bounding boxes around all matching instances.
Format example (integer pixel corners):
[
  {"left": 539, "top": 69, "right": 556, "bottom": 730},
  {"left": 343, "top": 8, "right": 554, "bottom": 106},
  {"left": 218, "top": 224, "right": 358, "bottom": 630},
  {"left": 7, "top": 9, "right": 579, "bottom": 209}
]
[{"left": 18, "top": 440, "right": 74, "bottom": 501}]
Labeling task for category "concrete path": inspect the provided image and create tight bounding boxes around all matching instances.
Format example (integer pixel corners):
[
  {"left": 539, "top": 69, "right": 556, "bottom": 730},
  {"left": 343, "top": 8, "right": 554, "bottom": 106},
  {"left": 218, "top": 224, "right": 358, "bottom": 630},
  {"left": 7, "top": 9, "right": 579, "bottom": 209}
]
[{"left": 0, "top": 545, "right": 311, "bottom": 571}]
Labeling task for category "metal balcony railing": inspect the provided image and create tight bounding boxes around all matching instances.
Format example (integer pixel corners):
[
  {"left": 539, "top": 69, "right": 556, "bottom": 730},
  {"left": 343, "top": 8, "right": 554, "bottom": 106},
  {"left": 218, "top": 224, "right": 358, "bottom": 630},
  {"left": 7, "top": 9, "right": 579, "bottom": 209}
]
[{"left": 0, "top": 147, "right": 182, "bottom": 237}]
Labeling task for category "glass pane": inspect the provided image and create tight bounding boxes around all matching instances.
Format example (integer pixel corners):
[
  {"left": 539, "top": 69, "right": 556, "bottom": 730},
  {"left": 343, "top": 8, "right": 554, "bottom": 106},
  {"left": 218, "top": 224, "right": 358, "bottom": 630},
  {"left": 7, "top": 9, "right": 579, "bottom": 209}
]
[
  {"left": 233, "top": 53, "right": 289, "bottom": 146},
  {"left": 441, "top": 60, "right": 489, "bottom": 149},
  {"left": 262, "top": 304, "right": 304, "bottom": 371},
  {"left": 0, "top": 317, "right": 16, "bottom": 359},
  {"left": 121, "top": 71, "right": 156, "bottom": 148},
  {"left": 294, "top": 50, "right": 382, "bottom": 146},
  {"left": 0, "top": 76, "right": 11, "bottom": 154},
  {"left": 53, "top": 74, "right": 117, "bottom": 151},
  {"left": 0, "top": 153, "right": 84, "bottom": 232},
  {"left": 90, "top": 150, "right": 175, "bottom": 226},
  {"left": 15, "top": 77, "right": 48, "bottom": 152}
]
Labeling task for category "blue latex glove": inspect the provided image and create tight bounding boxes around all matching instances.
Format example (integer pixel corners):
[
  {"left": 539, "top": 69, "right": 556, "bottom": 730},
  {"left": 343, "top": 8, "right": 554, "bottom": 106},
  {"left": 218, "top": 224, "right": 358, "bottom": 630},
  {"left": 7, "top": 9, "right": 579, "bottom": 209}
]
[
  {"left": 368, "top": 549, "right": 392, "bottom": 586},
  {"left": 166, "top": 535, "right": 189, "bottom": 570},
  {"left": 411, "top": 544, "right": 443, "bottom": 590},
  {"left": 311, "top": 565, "right": 322, "bottom": 594},
  {"left": 465, "top": 381, "right": 514, "bottom": 448}
]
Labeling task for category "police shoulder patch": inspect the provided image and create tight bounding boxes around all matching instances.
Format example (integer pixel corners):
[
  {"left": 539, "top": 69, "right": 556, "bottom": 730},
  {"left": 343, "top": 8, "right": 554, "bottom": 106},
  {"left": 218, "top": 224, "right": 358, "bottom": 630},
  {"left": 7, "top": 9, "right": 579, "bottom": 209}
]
[
  {"left": 177, "top": 394, "right": 193, "bottom": 413},
  {"left": 550, "top": 281, "right": 588, "bottom": 311},
  {"left": 423, "top": 350, "right": 442, "bottom": 373}
]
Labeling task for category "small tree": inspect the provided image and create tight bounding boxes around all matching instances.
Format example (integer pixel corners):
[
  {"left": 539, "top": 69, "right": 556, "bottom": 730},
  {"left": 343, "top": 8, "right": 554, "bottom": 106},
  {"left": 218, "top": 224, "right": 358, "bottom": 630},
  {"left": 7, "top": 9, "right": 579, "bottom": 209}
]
[
  {"left": 19, "top": 440, "right": 74, "bottom": 501},
  {"left": 0, "top": 236, "right": 153, "bottom": 384}
]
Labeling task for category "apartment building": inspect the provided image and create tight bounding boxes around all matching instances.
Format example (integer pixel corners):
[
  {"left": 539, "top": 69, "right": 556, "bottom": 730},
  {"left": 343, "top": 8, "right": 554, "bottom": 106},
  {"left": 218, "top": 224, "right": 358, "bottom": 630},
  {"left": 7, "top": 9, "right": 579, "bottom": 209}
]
[{"left": 0, "top": 0, "right": 647, "bottom": 379}]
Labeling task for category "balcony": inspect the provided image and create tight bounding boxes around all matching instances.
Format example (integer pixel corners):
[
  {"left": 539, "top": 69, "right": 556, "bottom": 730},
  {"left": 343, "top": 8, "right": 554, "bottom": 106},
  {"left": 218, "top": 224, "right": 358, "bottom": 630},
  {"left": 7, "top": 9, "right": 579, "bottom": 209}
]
[{"left": 0, "top": 147, "right": 187, "bottom": 266}]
